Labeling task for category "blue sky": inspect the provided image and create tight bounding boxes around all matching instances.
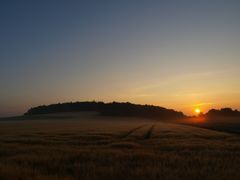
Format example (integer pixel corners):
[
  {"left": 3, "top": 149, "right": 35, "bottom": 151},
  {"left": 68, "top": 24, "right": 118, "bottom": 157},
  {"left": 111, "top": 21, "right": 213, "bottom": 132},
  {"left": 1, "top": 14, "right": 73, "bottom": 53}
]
[{"left": 1, "top": 0, "right": 240, "bottom": 116}]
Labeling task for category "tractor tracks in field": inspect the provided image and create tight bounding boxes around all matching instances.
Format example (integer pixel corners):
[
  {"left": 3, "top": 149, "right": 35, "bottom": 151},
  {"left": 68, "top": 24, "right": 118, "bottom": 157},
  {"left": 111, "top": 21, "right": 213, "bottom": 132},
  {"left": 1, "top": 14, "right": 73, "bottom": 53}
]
[
  {"left": 118, "top": 124, "right": 155, "bottom": 140},
  {"left": 119, "top": 125, "right": 146, "bottom": 138},
  {"left": 143, "top": 125, "right": 155, "bottom": 139}
]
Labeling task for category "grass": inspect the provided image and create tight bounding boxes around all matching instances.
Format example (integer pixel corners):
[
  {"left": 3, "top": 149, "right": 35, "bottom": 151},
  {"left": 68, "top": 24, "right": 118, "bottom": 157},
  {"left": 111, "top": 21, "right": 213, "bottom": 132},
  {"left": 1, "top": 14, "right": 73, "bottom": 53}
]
[{"left": 0, "top": 112, "right": 240, "bottom": 179}]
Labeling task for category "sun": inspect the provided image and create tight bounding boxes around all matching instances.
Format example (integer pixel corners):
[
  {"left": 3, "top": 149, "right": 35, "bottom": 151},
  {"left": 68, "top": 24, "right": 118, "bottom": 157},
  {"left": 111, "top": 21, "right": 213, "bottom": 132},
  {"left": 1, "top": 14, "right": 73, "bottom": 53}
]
[{"left": 195, "top": 108, "right": 201, "bottom": 114}]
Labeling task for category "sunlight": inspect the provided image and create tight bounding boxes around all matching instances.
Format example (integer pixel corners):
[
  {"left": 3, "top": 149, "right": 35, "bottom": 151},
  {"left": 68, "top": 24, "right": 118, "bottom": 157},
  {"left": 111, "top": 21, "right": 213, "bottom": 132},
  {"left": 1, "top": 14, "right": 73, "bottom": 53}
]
[{"left": 195, "top": 108, "right": 201, "bottom": 114}]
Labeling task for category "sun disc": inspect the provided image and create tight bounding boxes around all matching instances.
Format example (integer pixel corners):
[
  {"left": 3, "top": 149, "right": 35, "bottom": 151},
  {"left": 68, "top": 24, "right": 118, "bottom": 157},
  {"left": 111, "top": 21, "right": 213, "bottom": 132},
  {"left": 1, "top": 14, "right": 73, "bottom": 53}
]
[{"left": 195, "top": 108, "right": 201, "bottom": 114}]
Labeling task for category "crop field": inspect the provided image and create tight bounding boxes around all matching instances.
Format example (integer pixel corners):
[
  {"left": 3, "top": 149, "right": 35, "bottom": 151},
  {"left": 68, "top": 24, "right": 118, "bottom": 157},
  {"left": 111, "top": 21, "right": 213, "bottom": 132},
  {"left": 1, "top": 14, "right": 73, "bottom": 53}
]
[{"left": 0, "top": 113, "right": 240, "bottom": 180}]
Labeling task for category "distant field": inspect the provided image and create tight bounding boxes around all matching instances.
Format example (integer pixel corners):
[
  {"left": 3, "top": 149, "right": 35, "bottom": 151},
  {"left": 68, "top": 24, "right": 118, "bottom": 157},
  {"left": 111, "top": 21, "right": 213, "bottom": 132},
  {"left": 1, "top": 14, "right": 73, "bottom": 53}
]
[
  {"left": 180, "top": 116, "right": 240, "bottom": 134},
  {"left": 1, "top": 113, "right": 240, "bottom": 180}
]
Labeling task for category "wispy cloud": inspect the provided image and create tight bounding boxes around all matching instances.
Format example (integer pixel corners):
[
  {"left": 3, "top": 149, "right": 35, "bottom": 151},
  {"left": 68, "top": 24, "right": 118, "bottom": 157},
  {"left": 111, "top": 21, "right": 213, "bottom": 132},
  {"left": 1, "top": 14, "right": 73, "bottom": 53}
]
[{"left": 192, "top": 102, "right": 214, "bottom": 107}]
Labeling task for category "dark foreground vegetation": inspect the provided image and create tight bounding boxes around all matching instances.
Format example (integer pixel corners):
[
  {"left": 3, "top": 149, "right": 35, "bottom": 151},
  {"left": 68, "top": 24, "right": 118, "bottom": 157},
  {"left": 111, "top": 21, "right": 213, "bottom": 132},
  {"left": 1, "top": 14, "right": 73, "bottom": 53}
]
[
  {"left": 1, "top": 113, "right": 240, "bottom": 180},
  {"left": 25, "top": 101, "right": 185, "bottom": 120}
]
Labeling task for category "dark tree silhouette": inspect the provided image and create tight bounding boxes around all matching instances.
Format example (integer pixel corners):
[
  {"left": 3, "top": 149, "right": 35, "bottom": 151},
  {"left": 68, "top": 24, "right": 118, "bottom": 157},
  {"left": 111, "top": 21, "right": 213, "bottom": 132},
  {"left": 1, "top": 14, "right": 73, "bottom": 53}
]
[
  {"left": 206, "top": 108, "right": 240, "bottom": 117},
  {"left": 24, "top": 101, "right": 185, "bottom": 120}
]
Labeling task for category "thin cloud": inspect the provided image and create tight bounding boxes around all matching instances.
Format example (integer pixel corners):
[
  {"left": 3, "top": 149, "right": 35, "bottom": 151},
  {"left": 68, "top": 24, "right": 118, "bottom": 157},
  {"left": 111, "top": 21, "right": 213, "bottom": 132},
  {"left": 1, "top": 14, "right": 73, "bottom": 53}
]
[{"left": 192, "top": 102, "right": 214, "bottom": 107}]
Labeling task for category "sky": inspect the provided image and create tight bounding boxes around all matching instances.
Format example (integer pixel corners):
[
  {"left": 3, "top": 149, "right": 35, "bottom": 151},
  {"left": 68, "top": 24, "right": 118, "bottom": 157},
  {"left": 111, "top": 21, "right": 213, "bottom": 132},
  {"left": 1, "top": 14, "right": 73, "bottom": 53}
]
[{"left": 1, "top": 0, "right": 240, "bottom": 116}]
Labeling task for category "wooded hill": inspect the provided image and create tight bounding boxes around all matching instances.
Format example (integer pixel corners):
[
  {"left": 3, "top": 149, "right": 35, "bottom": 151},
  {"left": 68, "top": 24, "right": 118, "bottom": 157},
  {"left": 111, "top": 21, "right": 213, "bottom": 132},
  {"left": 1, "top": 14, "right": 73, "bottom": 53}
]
[{"left": 25, "top": 101, "right": 186, "bottom": 120}]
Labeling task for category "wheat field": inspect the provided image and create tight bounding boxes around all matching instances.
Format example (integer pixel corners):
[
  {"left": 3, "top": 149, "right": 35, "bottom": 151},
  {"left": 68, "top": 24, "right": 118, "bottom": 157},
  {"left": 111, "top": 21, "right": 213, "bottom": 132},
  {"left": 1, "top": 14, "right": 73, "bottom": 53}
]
[{"left": 0, "top": 113, "right": 240, "bottom": 180}]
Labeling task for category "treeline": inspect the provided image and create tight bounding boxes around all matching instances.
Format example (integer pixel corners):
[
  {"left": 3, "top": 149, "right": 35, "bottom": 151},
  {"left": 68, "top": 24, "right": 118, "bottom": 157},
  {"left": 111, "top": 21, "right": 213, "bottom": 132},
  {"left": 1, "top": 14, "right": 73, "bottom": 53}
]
[
  {"left": 25, "top": 101, "right": 185, "bottom": 120},
  {"left": 206, "top": 108, "right": 240, "bottom": 117}
]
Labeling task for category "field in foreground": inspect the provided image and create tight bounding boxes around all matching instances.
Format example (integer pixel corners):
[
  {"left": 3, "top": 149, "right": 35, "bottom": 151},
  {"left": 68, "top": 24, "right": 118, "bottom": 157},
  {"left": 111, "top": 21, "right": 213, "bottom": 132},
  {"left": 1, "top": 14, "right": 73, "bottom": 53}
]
[{"left": 1, "top": 113, "right": 240, "bottom": 180}]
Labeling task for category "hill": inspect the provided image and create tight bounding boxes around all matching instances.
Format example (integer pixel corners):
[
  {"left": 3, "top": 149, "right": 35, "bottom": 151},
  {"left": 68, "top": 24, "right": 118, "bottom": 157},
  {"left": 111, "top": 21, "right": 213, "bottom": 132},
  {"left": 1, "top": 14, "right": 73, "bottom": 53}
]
[{"left": 24, "top": 101, "right": 185, "bottom": 120}]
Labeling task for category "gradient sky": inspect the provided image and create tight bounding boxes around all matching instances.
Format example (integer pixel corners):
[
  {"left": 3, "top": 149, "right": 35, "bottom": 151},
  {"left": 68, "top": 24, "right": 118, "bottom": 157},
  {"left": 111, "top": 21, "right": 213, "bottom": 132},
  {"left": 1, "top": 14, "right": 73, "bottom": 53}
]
[{"left": 1, "top": 0, "right": 240, "bottom": 116}]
